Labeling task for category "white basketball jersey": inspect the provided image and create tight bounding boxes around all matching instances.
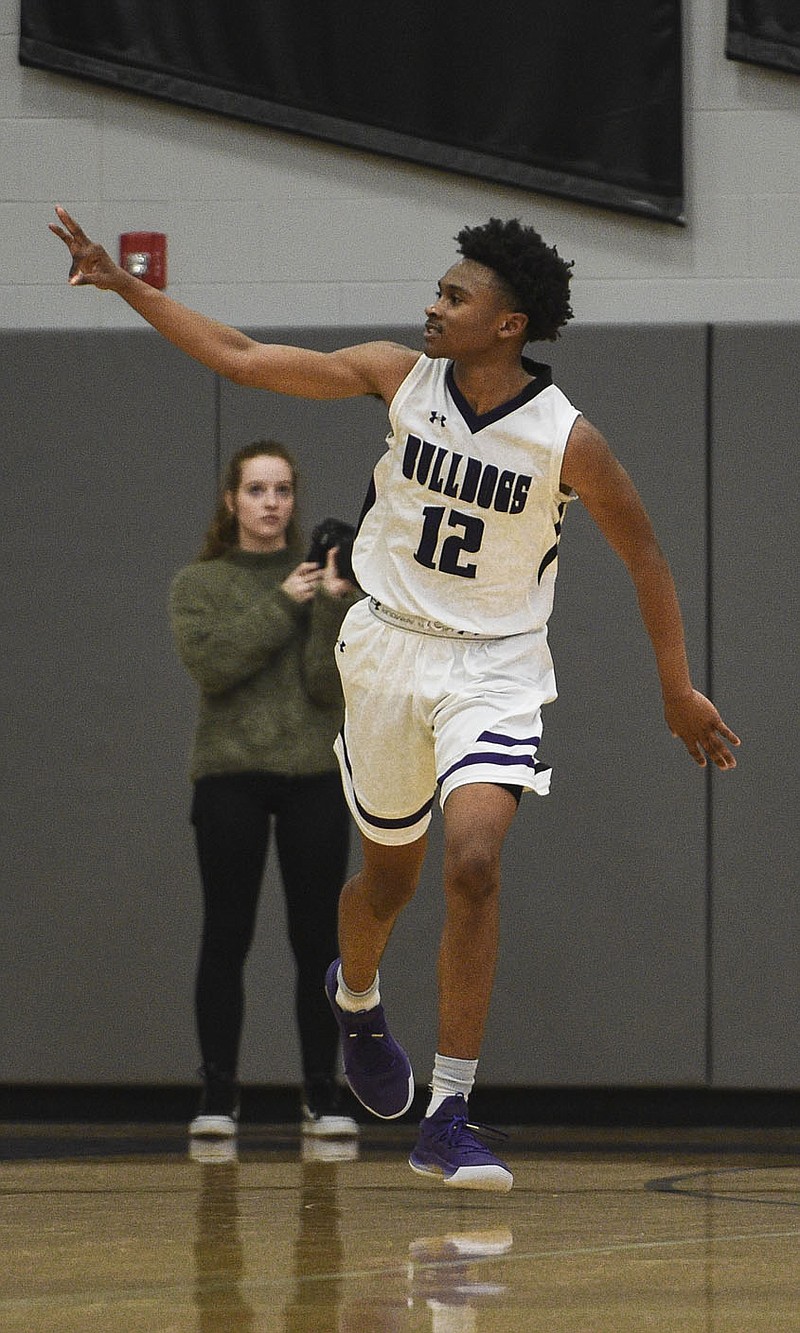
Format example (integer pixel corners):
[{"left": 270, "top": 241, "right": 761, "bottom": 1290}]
[{"left": 352, "top": 354, "right": 581, "bottom": 637}]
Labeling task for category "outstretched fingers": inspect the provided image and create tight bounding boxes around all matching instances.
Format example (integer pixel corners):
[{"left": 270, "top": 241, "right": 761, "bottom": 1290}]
[
  {"left": 49, "top": 206, "right": 117, "bottom": 288},
  {"left": 49, "top": 206, "right": 87, "bottom": 283},
  {"left": 51, "top": 205, "right": 85, "bottom": 241},
  {"left": 49, "top": 206, "right": 80, "bottom": 251}
]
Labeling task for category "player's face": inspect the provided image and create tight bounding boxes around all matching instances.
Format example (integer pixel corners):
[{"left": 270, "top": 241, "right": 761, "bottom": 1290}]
[
  {"left": 226, "top": 455, "right": 295, "bottom": 552},
  {"left": 423, "top": 260, "right": 515, "bottom": 360}
]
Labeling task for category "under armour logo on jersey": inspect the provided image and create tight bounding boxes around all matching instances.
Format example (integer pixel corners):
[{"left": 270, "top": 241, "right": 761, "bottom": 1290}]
[{"left": 429, "top": 411, "right": 447, "bottom": 427}]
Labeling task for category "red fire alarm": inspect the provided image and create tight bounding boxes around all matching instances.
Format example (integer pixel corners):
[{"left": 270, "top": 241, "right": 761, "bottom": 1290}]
[{"left": 119, "top": 232, "right": 168, "bottom": 289}]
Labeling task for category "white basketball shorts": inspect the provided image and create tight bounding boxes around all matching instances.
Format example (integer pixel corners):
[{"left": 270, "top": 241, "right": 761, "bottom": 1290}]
[{"left": 333, "top": 597, "right": 557, "bottom": 846}]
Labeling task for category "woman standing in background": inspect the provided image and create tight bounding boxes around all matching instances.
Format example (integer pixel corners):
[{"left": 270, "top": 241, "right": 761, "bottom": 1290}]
[{"left": 170, "top": 439, "right": 361, "bottom": 1141}]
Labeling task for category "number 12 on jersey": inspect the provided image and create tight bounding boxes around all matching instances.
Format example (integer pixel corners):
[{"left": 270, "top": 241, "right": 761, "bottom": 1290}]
[{"left": 413, "top": 506, "right": 484, "bottom": 579}]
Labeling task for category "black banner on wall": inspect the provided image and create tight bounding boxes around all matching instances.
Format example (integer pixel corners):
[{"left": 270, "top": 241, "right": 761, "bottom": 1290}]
[
  {"left": 727, "top": 0, "right": 800, "bottom": 74},
  {"left": 20, "top": 0, "right": 684, "bottom": 223}
]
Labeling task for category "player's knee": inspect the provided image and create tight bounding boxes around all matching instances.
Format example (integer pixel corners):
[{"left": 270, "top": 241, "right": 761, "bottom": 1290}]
[
  {"left": 375, "top": 879, "right": 418, "bottom": 918},
  {"left": 445, "top": 844, "right": 500, "bottom": 906},
  {"left": 355, "top": 866, "right": 418, "bottom": 919},
  {"left": 359, "top": 836, "right": 425, "bottom": 915}
]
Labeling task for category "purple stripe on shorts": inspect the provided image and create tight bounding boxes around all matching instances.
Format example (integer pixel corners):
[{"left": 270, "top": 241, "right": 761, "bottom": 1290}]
[
  {"left": 477, "top": 730, "right": 542, "bottom": 747},
  {"left": 438, "top": 749, "right": 542, "bottom": 785},
  {"left": 338, "top": 730, "right": 435, "bottom": 831}
]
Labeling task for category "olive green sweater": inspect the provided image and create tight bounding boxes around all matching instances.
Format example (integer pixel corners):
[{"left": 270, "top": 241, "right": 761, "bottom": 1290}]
[{"left": 169, "top": 548, "right": 361, "bottom": 781}]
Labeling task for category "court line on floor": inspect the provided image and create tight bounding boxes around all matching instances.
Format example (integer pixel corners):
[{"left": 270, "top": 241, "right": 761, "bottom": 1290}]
[
  {"left": 2, "top": 1223, "right": 800, "bottom": 1313},
  {"left": 646, "top": 1165, "right": 800, "bottom": 1209}
]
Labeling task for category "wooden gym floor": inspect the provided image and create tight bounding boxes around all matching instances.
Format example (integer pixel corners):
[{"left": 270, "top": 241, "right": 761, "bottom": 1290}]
[{"left": 1, "top": 1121, "right": 798, "bottom": 1332}]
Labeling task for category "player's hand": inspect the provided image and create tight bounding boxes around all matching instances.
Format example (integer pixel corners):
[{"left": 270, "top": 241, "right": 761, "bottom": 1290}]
[
  {"left": 282, "top": 561, "right": 324, "bottom": 604},
  {"left": 49, "top": 206, "right": 122, "bottom": 289},
  {"left": 664, "top": 689, "right": 741, "bottom": 770}
]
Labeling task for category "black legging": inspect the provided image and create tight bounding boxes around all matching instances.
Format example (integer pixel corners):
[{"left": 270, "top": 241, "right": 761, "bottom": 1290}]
[{"left": 191, "top": 770, "right": 351, "bottom": 1086}]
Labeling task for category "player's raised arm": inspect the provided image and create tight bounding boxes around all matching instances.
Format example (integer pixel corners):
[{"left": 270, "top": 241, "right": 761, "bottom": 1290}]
[
  {"left": 561, "top": 416, "right": 741, "bottom": 771},
  {"left": 49, "top": 206, "right": 416, "bottom": 402}
]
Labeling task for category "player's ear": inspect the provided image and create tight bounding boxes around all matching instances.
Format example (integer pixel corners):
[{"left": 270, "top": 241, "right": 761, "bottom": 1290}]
[
  {"left": 498, "top": 311, "right": 528, "bottom": 340},
  {"left": 224, "top": 490, "right": 236, "bottom": 515}
]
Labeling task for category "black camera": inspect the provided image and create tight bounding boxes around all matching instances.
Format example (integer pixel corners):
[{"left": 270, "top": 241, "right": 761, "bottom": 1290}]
[{"left": 306, "top": 517, "right": 356, "bottom": 583}]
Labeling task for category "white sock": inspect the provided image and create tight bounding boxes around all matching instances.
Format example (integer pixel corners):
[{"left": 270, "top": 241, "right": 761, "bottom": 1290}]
[
  {"left": 425, "top": 1053, "right": 478, "bottom": 1116},
  {"left": 335, "top": 964, "right": 380, "bottom": 1013}
]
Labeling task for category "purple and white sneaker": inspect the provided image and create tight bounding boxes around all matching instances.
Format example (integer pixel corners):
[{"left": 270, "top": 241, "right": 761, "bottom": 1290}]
[
  {"left": 325, "top": 959, "right": 414, "bottom": 1119},
  {"left": 409, "top": 1095, "right": 513, "bottom": 1191}
]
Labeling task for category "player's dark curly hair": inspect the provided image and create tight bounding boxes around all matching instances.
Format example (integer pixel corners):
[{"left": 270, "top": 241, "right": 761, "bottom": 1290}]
[{"left": 455, "top": 218, "right": 574, "bottom": 343}]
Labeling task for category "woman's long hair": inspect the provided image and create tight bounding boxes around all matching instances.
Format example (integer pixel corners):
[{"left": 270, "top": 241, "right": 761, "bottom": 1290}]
[{"left": 198, "top": 439, "right": 303, "bottom": 560}]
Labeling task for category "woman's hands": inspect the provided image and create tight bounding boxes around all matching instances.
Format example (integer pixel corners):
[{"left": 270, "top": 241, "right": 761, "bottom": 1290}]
[
  {"left": 282, "top": 549, "right": 356, "bottom": 604},
  {"left": 281, "top": 561, "right": 325, "bottom": 604},
  {"left": 320, "top": 547, "right": 358, "bottom": 599}
]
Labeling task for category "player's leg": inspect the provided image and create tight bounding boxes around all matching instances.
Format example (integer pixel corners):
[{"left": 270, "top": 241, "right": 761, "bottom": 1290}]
[
  {"left": 328, "top": 600, "right": 438, "bottom": 1117},
  {"left": 408, "top": 781, "right": 517, "bottom": 1191},
  {"left": 325, "top": 832, "right": 426, "bottom": 1119},
  {"left": 428, "top": 626, "right": 554, "bottom": 1063},
  {"left": 438, "top": 782, "right": 518, "bottom": 1059},
  {"left": 409, "top": 628, "right": 552, "bottom": 1189},
  {"left": 337, "top": 832, "right": 427, "bottom": 993}
]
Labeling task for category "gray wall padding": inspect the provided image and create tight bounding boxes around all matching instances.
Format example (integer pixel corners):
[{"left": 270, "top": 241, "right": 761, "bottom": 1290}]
[
  {"left": 709, "top": 326, "right": 800, "bottom": 1088},
  {"left": 1, "top": 324, "right": 796, "bottom": 1089}
]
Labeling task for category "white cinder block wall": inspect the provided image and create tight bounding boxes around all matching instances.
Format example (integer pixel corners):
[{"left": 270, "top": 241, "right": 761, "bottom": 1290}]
[{"left": 2, "top": 0, "right": 798, "bottom": 332}]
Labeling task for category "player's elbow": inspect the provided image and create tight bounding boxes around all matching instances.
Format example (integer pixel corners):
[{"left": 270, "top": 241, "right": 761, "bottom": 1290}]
[{"left": 225, "top": 349, "right": 262, "bottom": 387}]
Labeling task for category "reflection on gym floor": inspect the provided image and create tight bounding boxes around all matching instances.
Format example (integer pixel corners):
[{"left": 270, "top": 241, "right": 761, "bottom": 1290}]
[{"left": 1, "top": 1123, "right": 798, "bottom": 1331}]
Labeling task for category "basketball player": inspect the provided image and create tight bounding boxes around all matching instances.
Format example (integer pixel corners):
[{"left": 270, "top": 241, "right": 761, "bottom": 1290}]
[{"left": 50, "top": 209, "right": 740, "bottom": 1191}]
